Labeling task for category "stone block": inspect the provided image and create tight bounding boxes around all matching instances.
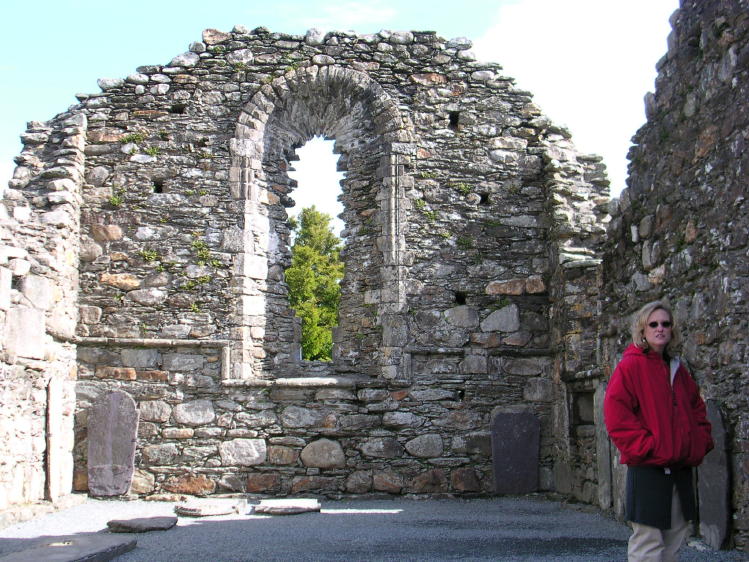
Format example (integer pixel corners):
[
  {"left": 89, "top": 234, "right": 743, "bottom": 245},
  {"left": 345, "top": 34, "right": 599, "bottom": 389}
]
[
  {"left": 121, "top": 348, "right": 160, "bottom": 368},
  {"left": 87, "top": 390, "right": 139, "bottom": 496},
  {"left": 480, "top": 304, "right": 520, "bottom": 332},
  {"left": 0, "top": 266, "right": 10, "bottom": 310},
  {"left": 409, "top": 469, "right": 448, "bottom": 493},
  {"left": 96, "top": 366, "right": 137, "bottom": 381},
  {"left": 373, "top": 470, "right": 404, "bottom": 493},
  {"left": 268, "top": 445, "right": 299, "bottom": 465},
  {"left": 163, "top": 474, "right": 215, "bottom": 496},
  {"left": 219, "top": 438, "right": 267, "bottom": 466},
  {"left": 444, "top": 305, "right": 479, "bottom": 328},
  {"left": 162, "top": 428, "right": 194, "bottom": 439},
  {"left": 451, "top": 467, "right": 482, "bottom": 492},
  {"left": 523, "top": 377, "right": 553, "bottom": 401},
  {"left": 142, "top": 444, "right": 179, "bottom": 465},
  {"left": 485, "top": 279, "right": 525, "bottom": 295},
  {"left": 139, "top": 400, "right": 172, "bottom": 422},
  {"left": 78, "top": 305, "right": 102, "bottom": 324},
  {"left": 698, "top": 400, "right": 730, "bottom": 550},
  {"left": 503, "top": 357, "right": 546, "bottom": 376},
  {"left": 20, "top": 274, "right": 53, "bottom": 310},
  {"left": 129, "top": 469, "right": 155, "bottom": 495},
  {"left": 464, "top": 432, "right": 492, "bottom": 456},
  {"left": 405, "top": 434, "right": 443, "bottom": 458},
  {"left": 99, "top": 272, "right": 139, "bottom": 290},
  {"left": 246, "top": 473, "right": 280, "bottom": 493},
  {"left": 491, "top": 411, "right": 540, "bottom": 494},
  {"left": 346, "top": 471, "right": 373, "bottom": 493},
  {"left": 382, "top": 411, "right": 424, "bottom": 429},
  {"left": 126, "top": 288, "right": 167, "bottom": 306},
  {"left": 254, "top": 498, "right": 321, "bottom": 515},
  {"left": 6, "top": 305, "right": 46, "bottom": 359},
  {"left": 173, "top": 400, "right": 215, "bottom": 426},
  {"left": 280, "top": 406, "right": 323, "bottom": 428},
  {"left": 300, "top": 439, "right": 345, "bottom": 469},
  {"left": 163, "top": 353, "right": 205, "bottom": 371},
  {"left": 107, "top": 516, "right": 177, "bottom": 532},
  {"left": 290, "top": 476, "right": 338, "bottom": 494},
  {"left": 136, "top": 370, "right": 169, "bottom": 382},
  {"left": 359, "top": 437, "right": 404, "bottom": 459}
]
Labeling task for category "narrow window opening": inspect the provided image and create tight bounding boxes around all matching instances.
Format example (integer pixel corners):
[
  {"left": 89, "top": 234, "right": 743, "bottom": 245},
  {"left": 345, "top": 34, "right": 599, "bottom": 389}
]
[
  {"left": 454, "top": 291, "right": 467, "bottom": 305},
  {"left": 285, "top": 136, "right": 345, "bottom": 362},
  {"left": 170, "top": 103, "right": 187, "bottom": 114},
  {"left": 479, "top": 193, "right": 490, "bottom": 205},
  {"left": 448, "top": 111, "right": 460, "bottom": 131},
  {"left": 153, "top": 179, "right": 165, "bottom": 193}
]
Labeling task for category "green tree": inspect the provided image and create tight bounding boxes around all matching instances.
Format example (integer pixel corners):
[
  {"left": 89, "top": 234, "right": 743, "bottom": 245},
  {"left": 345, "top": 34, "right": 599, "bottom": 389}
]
[{"left": 285, "top": 206, "right": 343, "bottom": 361}]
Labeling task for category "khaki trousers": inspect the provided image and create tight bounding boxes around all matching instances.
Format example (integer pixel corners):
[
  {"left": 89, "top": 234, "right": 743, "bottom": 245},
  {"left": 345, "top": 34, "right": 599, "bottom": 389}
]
[{"left": 628, "top": 484, "right": 691, "bottom": 562}]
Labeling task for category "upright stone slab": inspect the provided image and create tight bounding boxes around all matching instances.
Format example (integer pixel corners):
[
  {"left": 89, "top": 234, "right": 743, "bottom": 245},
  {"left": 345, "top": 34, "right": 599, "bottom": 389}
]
[
  {"left": 490, "top": 410, "right": 540, "bottom": 494},
  {"left": 698, "top": 400, "right": 730, "bottom": 550},
  {"left": 46, "top": 378, "right": 63, "bottom": 501},
  {"left": 88, "top": 390, "right": 139, "bottom": 496},
  {"left": 594, "top": 381, "right": 612, "bottom": 510}
]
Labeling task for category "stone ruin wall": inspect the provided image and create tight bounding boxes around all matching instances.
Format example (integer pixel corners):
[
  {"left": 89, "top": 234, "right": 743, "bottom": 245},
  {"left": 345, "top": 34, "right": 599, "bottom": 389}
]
[
  {"left": 0, "top": 109, "right": 85, "bottom": 519},
  {"left": 0, "top": 26, "right": 608, "bottom": 507},
  {"left": 3, "top": 2, "right": 749, "bottom": 552},
  {"left": 599, "top": 0, "right": 749, "bottom": 550}
]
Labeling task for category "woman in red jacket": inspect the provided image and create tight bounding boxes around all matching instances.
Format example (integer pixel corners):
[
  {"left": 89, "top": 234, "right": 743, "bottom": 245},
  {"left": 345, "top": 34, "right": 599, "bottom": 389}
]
[{"left": 604, "top": 300, "right": 713, "bottom": 561}]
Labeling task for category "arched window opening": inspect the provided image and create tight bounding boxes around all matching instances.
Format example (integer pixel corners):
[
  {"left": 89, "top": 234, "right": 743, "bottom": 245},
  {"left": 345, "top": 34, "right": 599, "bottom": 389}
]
[{"left": 285, "top": 137, "right": 345, "bottom": 361}]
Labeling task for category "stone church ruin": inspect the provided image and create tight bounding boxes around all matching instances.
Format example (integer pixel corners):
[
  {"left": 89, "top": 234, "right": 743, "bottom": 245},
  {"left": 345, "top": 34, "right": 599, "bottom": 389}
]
[{"left": 1, "top": 0, "right": 747, "bottom": 552}]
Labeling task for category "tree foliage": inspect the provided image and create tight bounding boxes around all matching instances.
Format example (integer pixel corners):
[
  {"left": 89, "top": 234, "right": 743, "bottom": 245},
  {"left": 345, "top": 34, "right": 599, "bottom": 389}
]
[{"left": 285, "top": 206, "right": 343, "bottom": 361}]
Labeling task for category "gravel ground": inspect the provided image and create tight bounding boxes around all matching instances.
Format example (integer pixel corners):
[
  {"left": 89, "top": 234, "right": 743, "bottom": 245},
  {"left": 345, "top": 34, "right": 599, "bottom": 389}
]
[{"left": 1, "top": 496, "right": 747, "bottom": 561}]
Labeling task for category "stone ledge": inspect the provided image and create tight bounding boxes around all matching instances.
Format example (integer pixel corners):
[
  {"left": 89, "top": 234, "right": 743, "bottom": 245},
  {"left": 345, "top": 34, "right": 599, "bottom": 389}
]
[
  {"left": 74, "top": 337, "right": 232, "bottom": 380},
  {"left": 222, "top": 376, "right": 365, "bottom": 388},
  {"left": 74, "top": 337, "right": 232, "bottom": 348}
]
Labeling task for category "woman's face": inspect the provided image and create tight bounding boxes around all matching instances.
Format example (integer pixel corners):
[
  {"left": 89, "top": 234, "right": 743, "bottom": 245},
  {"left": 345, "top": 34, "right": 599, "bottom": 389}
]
[{"left": 644, "top": 308, "right": 672, "bottom": 355}]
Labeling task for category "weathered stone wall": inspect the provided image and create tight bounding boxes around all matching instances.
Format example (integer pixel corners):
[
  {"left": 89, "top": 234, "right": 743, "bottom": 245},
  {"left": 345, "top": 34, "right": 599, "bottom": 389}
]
[
  {"left": 599, "top": 0, "right": 749, "bottom": 550},
  {"left": 0, "top": 113, "right": 83, "bottom": 515},
  {"left": 2, "top": 26, "right": 607, "bottom": 511}
]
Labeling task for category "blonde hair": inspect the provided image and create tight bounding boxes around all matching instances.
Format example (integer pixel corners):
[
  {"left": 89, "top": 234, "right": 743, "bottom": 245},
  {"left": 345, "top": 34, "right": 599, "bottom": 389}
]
[{"left": 630, "top": 300, "right": 680, "bottom": 354}]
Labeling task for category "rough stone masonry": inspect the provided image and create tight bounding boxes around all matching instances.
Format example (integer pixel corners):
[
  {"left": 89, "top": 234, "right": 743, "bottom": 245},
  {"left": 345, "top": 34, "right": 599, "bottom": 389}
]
[
  {"left": 0, "top": 23, "right": 607, "bottom": 511},
  {"left": 0, "top": 0, "right": 747, "bottom": 552}
]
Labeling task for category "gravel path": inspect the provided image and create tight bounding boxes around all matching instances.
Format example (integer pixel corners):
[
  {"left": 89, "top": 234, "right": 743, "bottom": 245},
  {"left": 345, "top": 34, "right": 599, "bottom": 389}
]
[{"left": 1, "top": 496, "right": 746, "bottom": 561}]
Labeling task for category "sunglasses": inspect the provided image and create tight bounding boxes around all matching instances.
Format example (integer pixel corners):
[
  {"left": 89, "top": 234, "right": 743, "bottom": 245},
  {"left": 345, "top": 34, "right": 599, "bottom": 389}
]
[{"left": 648, "top": 321, "right": 672, "bottom": 328}]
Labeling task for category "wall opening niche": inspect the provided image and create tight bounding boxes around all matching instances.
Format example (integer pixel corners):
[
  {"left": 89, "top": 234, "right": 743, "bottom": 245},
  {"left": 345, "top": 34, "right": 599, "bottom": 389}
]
[{"left": 230, "top": 66, "right": 411, "bottom": 381}]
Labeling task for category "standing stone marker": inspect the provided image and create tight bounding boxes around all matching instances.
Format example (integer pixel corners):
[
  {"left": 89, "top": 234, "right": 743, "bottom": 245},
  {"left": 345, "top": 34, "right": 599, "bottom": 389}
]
[
  {"left": 46, "top": 377, "right": 63, "bottom": 502},
  {"left": 698, "top": 400, "right": 730, "bottom": 550},
  {"left": 491, "top": 411, "right": 540, "bottom": 494},
  {"left": 88, "top": 390, "right": 139, "bottom": 496}
]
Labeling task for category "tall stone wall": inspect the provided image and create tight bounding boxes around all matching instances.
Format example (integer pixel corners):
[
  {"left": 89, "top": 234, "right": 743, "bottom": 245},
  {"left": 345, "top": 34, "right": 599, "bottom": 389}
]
[
  {"left": 600, "top": 0, "right": 749, "bottom": 550},
  {"left": 0, "top": 25, "right": 608, "bottom": 507},
  {"left": 0, "top": 113, "right": 83, "bottom": 516}
]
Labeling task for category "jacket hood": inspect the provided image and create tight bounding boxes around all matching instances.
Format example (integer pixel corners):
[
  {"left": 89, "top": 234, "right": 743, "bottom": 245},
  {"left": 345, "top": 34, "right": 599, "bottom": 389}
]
[{"left": 622, "top": 343, "right": 649, "bottom": 359}]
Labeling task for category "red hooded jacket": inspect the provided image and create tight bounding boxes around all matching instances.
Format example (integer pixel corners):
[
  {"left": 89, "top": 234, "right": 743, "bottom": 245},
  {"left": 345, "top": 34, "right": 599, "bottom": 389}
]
[{"left": 604, "top": 344, "right": 713, "bottom": 467}]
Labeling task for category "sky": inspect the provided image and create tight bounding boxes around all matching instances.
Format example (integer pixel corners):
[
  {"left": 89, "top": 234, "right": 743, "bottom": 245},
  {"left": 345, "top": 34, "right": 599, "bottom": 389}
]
[{"left": 1, "top": 0, "right": 679, "bottom": 234}]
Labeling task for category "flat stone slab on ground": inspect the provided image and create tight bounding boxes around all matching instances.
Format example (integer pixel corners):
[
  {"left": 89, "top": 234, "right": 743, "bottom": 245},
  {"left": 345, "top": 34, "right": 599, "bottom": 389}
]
[
  {"left": 174, "top": 500, "right": 243, "bottom": 517},
  {"left": 0, "top": 532, "right": 136, "bottom": 561},
  {"left": 253, "top": 498, "right": 321, "bottom": 515},
  {"left": 107, "top": 516, "right": 178, "bottom": 532}
]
